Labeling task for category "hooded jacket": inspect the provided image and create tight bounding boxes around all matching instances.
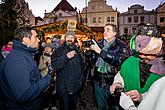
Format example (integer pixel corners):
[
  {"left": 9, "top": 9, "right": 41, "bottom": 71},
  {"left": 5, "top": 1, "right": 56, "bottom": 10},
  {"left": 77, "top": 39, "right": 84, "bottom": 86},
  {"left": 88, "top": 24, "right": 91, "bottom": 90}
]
[{"left": 0, "top": 40, "right": 51, "bottom": 110}]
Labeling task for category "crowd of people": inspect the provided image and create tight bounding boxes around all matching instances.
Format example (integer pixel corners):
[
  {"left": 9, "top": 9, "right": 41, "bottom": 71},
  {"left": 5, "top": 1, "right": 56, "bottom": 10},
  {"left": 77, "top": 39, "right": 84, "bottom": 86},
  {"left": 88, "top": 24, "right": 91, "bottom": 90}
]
[{"left": 0, "top": 23, "right": 165, "bottom": 110}]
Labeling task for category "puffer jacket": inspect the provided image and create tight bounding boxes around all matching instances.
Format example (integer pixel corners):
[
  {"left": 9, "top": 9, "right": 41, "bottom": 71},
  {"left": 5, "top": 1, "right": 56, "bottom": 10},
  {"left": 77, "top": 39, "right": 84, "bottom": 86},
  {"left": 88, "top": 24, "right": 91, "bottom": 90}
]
[
  {"left": 0, "top": 40, "right": 51, "bottom": 110},
  {"left": 94, "top": 38, "right": 131, "bottom": 86}
]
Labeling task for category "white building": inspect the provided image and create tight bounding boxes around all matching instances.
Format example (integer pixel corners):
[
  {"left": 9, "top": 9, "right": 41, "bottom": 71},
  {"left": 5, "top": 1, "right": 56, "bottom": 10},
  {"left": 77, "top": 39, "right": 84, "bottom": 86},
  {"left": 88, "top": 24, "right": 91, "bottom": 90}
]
[
  {"left": 80, "top": 0, "right": 118, "bottom": 34},
  {"left": 43, "top": 0, "right": 77, "bottom": 24},
  {"left": 119, "top": 4, "right": 156, "bottom": 36},
  {"left": 156, "top": 2, "right": 165, "bottom": 34}
]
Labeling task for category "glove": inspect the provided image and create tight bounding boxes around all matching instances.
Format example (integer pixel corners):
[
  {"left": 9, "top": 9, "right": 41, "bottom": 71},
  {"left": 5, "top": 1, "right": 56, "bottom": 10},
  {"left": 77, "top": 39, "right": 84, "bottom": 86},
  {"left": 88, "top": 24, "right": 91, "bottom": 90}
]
[
  {"left": 120, "top": 92, "right": 136, "bottom": 110},
  {"left": 47, "top": 65, "right": 56, "bottom": 77}
]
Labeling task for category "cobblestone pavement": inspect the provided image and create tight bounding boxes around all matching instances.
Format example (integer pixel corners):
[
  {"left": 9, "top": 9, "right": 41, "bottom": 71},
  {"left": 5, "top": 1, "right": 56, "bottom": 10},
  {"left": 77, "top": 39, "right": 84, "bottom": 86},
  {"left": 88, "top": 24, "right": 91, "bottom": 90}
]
[
  {"left": 44, "top": 81, "right": 123, "bottom": 110},
  {"left": 44, "top": 82, "right": 97, "bottom": 110},
  {"left": 76, "top": 82, "right": 97, "bottom": 110}
]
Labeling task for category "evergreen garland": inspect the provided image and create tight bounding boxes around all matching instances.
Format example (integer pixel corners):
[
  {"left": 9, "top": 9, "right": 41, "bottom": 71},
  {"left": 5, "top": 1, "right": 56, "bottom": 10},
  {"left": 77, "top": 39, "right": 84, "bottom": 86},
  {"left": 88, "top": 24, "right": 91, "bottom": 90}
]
[{"left": 35, "top": 21, "right": 96, "bottom": 39}]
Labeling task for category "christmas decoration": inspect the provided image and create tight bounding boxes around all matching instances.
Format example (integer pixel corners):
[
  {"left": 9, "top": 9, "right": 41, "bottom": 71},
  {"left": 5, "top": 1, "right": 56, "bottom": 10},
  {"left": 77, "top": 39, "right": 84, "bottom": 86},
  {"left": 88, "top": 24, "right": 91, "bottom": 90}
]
[{"left": 34, "top": 20, "right": 96, "bottom": 40}]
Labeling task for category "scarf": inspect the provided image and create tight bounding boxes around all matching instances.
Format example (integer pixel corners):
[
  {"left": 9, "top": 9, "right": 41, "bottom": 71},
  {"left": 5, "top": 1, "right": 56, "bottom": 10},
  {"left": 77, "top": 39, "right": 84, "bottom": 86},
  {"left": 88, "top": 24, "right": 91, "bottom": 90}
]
[
  {"left": 147, "top": 57, "right": 165, "bottom": 75},
  {"left": 96, "top": 38, "right": 115, "bottom": 73}
]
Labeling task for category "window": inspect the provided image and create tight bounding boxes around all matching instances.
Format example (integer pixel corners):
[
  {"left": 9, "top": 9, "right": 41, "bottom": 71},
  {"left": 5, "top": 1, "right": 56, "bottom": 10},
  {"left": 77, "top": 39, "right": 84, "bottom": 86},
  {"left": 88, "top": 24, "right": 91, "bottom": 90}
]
[
  {"left": 107, "top": 17, "right": 110, "bottom": 22},
  {"left": 140, "top": 16, "right": 144, "bottom": 22},
  {"left": 46, "top": 19, "right": 49, "bottom": 23},
  {"left": 132, "top": 27, "right": 136, "bottom": 33},
  {"left": 93, "top": 17, "right": 96, "bottom": 23},
  {"left": 92, "top": 6, "right": 95, "bottom": 10},
  {"left": 134, "top": 10, "right": 137, "bottom": 13},
  {"left": 128, "top": 17, "right": 132, "bottom": 23},
  {"left": 134, "top": 16, "right": 138, "bottom": 23},
  {"left": 124, "top": 28, "right": 128, "bottom": 34},
  {"left": 160, "top": 17, "right": 165, "bottom": 23},
  {"left": 111, "top": 17, "right": 114, "bottom": 22},
  {"left": 98, "top": 17, "right": 102, "bottom": 23},
  {"left": 59, "top": 13, "right": 62, "bottom": 17}
]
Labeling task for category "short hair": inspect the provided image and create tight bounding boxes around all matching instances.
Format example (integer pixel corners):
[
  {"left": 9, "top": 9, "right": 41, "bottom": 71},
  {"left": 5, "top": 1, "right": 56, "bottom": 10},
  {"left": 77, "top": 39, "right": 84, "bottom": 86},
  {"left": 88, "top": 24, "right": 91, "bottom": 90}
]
[
  {"left": 14, "top": 26, "right": 33, "bottom": 42},
  {"left": 105, "top": 23, "right": 118, "bottom": 32}
]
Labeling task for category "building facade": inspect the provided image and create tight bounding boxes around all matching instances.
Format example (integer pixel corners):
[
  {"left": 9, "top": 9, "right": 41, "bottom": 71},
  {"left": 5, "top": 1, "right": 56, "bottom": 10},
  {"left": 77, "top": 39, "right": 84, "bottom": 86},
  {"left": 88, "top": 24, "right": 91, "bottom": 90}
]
[
  {"left": 119, "top": 4, "right": 156, "bottom": 36},
  {"left": 156, "top": 2, "right": 165, "bottom": 34},
  {"left": 43, "top": 0, "right": 77, "bottom": 24},
  {"left": 16, "top": 0, "right": 35, "bottom": 26},
  {"left": 80, "top": 0, "right": 118, "bottom": 34}
]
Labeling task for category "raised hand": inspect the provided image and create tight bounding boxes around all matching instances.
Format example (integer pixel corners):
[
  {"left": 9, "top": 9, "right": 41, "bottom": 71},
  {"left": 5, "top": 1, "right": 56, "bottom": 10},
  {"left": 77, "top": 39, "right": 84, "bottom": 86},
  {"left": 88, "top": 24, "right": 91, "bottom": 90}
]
[
  {"left": 90, "top": 39, "right": 101, "bottom": 53},
  {"left": 67, "top": 50, "right": 77, "bottom": 59}
]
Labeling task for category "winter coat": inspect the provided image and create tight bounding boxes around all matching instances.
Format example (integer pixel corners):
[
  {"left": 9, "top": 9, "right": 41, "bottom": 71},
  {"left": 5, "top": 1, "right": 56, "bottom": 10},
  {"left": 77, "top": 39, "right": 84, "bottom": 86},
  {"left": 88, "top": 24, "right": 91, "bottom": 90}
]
[
  {"left": 120, "top": 56, "right": 163, "bottom": 93},
  {"left": 38, "top": 54, "right": 51, "bottom": 78},
  {"left": 51, "top": 43, "right": 85, "bottom": 96},
  {"left": 94, "top": 38, "right": 131, "bottom": 86},
  {"left": 0, "top": 40, "right": 51, "bottom": 110}
]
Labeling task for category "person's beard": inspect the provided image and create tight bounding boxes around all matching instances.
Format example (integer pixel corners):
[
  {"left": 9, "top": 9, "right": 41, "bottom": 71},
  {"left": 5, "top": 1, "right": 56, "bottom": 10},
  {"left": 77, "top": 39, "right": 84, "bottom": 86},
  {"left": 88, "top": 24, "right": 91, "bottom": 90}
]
[
  {"left": 65, "top": 40, "right": 74, "bottom": 48},
  {"left": 65, "top": 40, "right": 79, "bottom": 53}
]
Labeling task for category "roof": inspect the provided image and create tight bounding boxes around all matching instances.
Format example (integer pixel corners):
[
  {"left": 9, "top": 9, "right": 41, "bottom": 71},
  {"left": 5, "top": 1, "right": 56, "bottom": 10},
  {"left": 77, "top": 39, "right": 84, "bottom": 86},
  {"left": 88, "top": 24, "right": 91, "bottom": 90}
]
[
  {"left": 52, "top": 0, "right": 76, "bottom": 12},
  {"left": 90, "top": 27, "right": 104, "bottom": 33},
  {"left": 130, "top": 4, "right": 143, "bottom": 9},
  {"left": 35, "top": 17, "right": 44, "bottom": 21},
  {"left": 156, "top": 2, "right": 165, "bottom": 11}
]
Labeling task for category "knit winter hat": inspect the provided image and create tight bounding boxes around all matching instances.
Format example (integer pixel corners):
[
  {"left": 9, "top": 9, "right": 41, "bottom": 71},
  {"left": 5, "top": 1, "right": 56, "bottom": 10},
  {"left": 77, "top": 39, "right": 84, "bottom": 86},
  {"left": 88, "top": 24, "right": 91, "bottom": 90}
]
[
  {"left": 135, "top": 35, "right": 162, "bottom": 55},
  {"left": 65, "top": 30, "right": 75, "bottom": 37},
  {"left": 44, "top": 43, "right": 54, "bottom": 49},
  {"left": 130, "top": 23, "right": 161, "bottom": 53},
  {"left": 135, "top": 35, "right": 151, "bottom": 52}
]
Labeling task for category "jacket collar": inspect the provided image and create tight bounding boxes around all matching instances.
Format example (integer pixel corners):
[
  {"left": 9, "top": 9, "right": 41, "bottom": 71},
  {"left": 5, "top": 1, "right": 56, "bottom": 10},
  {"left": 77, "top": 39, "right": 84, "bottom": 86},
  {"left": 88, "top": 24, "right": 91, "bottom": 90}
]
[
  {"left": 13, "top": 40, "right": 38, "bottom": 56},
  {"left": 99, "top": 38, "right": 118, "bottom": 48}
]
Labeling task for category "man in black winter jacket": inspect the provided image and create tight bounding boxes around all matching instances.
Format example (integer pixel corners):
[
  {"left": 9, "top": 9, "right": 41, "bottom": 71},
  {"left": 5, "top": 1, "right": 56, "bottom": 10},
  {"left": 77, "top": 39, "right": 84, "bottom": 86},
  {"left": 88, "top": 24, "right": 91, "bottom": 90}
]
[
  {"left": 51, "top": 30, "right": 85, "bottom": 110},
  {"left": 87, "top": 23, "right": 130, "bottom": 110}
]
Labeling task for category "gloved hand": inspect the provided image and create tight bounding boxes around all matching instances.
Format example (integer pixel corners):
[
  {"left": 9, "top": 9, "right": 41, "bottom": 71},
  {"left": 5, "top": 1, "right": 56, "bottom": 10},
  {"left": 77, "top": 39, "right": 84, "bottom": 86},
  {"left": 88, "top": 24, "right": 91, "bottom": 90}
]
[
  {"left": 120, "top": 92, "right": 136, "bottom": 110},
  {"left": 47, "top": 65, "right": 56, "bottom": 78}
]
